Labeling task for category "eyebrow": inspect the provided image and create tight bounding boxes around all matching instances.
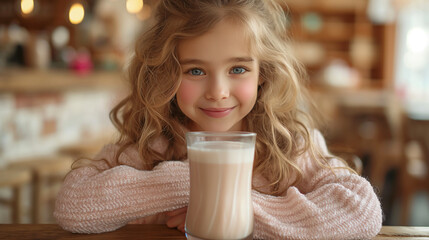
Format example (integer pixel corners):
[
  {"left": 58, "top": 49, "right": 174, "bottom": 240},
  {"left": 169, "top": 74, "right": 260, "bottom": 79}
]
[{"left": 179, "top": 57, "right": 254, "bottom": 65}]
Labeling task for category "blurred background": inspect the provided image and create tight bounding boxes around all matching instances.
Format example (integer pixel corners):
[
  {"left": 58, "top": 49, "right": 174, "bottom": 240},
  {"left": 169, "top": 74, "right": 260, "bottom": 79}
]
[{"left": 0, "top": 0, "right": 428, "bottom": 227}]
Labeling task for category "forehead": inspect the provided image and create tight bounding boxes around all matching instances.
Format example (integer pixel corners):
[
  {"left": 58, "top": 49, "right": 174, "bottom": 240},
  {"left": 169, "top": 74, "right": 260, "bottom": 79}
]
[{"left": 177, "top": 19, "right": 253, "bottom": 61}]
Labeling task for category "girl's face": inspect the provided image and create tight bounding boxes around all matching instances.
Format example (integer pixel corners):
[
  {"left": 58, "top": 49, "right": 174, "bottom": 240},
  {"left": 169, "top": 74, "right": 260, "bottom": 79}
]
[{"left": 176, "top": 19, "right": 260, "bottom": 132}]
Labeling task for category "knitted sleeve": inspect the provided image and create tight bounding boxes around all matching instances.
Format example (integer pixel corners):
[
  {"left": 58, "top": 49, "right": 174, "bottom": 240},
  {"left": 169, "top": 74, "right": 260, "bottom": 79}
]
[
  {"left": 251, "top": 131, "right": 382, "bottom": 239},
  {"left": 55, "top": 132, "right": 382, "bottom": 238},
  {"left": 54, "top": 144, "right": 190, "bottom": 233}
]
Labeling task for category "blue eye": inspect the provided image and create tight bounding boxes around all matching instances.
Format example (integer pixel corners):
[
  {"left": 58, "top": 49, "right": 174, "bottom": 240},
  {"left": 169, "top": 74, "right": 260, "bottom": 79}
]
[
  {"left": 188, "top": 68, "right": 205, "bottom": 75},
  {"left": 231, "top": 67, "right": 246, "bottom": 74}
]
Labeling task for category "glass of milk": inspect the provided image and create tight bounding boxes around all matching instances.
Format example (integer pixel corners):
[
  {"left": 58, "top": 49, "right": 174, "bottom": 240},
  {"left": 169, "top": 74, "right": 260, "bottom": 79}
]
[{"left": 185, "top": 131, "right": 256, "bottom": 240}]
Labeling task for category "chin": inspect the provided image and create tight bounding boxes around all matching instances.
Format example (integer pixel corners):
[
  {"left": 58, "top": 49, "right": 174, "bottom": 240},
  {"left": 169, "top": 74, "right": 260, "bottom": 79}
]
[
  {"left": 201, "top": 128, "right": 229, "bottom": 132},
  {"left": 203, "top": 126, "right": 240, "bottom": 132},
  {"left": 190, "top": 121, "right": 241, "bottom": 132}
]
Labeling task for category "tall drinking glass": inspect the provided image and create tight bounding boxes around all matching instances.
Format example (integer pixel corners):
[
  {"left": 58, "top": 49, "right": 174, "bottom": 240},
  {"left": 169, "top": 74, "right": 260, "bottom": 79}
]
[{"left": 185, "top": 131, "right": 256, "bottom": 240}]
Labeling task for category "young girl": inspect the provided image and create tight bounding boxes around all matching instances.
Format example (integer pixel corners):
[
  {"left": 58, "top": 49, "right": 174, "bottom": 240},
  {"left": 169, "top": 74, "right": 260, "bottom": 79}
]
[{"left": 55, "top": 0, "right": 382, "bottom": 239}]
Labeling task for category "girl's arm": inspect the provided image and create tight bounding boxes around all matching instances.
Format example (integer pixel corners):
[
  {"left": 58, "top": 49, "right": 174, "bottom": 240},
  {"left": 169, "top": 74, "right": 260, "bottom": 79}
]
[
  {"left": 54, "top": 144, "right": 190, "bottom": 234},
  {"left": 252, "top": 168, "right": 382, "bottom": 239},
  {"left": 251, "top": 131, "right": 382, "bottom": 239}
]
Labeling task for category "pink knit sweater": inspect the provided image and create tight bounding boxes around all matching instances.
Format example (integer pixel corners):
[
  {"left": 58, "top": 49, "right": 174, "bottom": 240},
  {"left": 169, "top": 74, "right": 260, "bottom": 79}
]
[{"left": 54, "top": 131, "right": 382, "bottom": 239}]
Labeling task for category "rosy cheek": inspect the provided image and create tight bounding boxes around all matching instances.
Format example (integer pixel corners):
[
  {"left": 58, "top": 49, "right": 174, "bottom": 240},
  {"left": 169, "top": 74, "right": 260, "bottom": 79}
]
[
  {"left": 177, "top": 80, "right": 199, "bottom": 105},
  {"left": 235, "top": 79, "right": 258, "bottom": 103}
]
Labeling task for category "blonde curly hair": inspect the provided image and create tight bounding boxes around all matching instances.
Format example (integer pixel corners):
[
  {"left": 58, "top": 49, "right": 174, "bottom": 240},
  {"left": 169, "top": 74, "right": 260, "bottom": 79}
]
[{"left": 109, "top": 0, "right": 333, "bottom": 196}]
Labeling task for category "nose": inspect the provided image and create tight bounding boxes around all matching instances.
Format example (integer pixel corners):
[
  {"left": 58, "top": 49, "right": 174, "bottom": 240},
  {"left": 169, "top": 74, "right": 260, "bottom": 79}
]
[{"left": 205, "top": 74, "right": 229, "bottom": 101}]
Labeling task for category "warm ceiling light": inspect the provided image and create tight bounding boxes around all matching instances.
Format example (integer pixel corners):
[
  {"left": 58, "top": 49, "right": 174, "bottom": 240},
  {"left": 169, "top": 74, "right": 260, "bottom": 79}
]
[
  {"left": 69, "top": 3, "right": 85, "bottom": 25},
  {"left": 21, "top": 0, "right": 34, "bottom": 15},
  {"left": 126, "top": 0, "right": 143, "bottom": 14}
]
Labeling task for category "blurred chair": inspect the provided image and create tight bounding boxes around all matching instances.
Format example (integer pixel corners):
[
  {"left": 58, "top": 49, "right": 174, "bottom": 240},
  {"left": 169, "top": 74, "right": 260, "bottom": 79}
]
[
  {"left": 7, "top": 155, "right": 73, "bottom": 223},
  {"left": 0, "top": 168, "right": 32, "bottom": 223},
  {"left": 370, "top": 94, "right": 429, "bottom": 225},
  {"left": 397, "top": 117, "right": 429, "bottom": 225},
  {"left": 326, "top": 89, "right": 393, "bottom": 178},
  {"left": 370, "top": 94, "right": 404, "bottom": 191}
]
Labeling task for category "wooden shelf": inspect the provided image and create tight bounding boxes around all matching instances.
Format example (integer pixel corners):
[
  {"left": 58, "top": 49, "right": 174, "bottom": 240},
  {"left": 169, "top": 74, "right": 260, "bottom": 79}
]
[
  {"left": 282, "top": 0, "right": 395, "bottom": 88},
  {"left": 0, "top": 68, "right": 126, "bottom": 93}
]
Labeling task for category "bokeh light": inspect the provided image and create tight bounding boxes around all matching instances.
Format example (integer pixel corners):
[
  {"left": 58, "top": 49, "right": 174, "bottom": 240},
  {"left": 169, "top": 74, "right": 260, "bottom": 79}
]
[
  {"left": 69, "top": 3, "right": 85, "bottom": 25},
  {"left": 21, "top": 0, "right": 34, "bottom": 15},
  {"left": 407, "top": 27, "right": 429, "bottom": 53},
  {"left": 126, "top": 0, "right": 143, "bottom": 14}
]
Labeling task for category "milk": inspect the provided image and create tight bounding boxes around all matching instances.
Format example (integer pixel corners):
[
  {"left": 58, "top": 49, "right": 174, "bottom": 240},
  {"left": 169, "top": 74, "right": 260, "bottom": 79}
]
[{"left": 185, "top": 141, "right": 254, "bottom": 240}]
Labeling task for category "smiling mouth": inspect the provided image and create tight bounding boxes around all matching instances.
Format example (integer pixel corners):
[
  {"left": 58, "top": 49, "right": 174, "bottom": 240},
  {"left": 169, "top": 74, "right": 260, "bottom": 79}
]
[{"left": 200, "top": 107, "right": 235, "bottom": 118}]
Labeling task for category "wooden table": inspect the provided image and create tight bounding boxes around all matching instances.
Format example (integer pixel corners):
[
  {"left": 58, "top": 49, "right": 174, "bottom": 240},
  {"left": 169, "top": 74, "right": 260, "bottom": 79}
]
[
  {"left": 1, "top": 225, "right": 429, "bottom": 239},
  {"left": 375, "top": 226, "right": 429, "bottom": 239},
  {"left": 0, "top": 224, "right": 186, "bottom": 240}
]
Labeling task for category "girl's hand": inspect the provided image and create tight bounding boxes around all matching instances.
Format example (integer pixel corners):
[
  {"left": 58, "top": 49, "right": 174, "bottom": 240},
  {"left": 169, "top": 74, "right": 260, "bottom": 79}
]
[{"left": 166, "top": 207, "right": 187, "bottom": 233}]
